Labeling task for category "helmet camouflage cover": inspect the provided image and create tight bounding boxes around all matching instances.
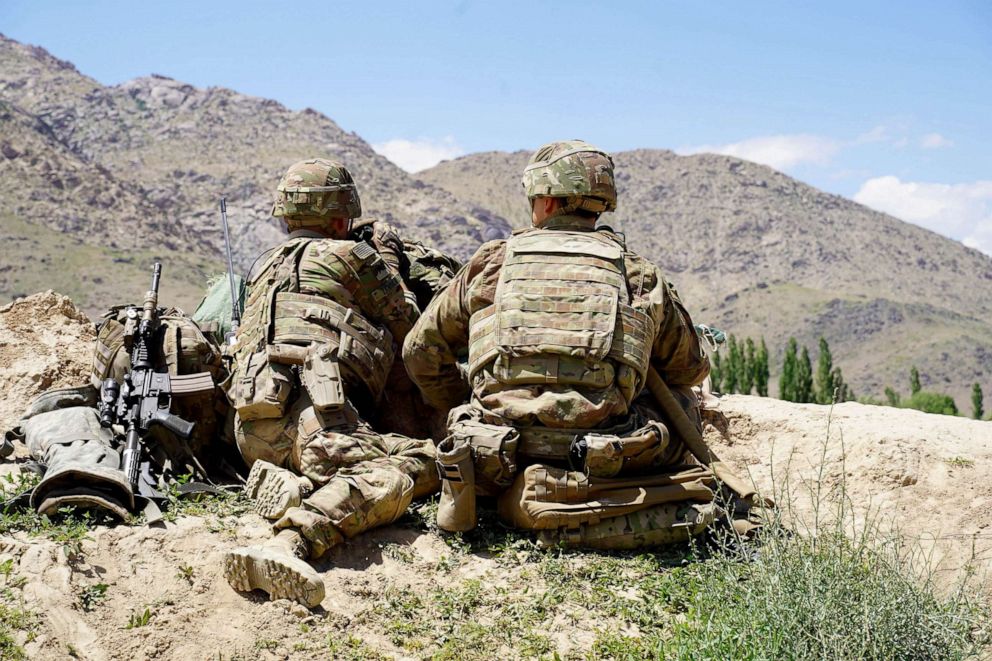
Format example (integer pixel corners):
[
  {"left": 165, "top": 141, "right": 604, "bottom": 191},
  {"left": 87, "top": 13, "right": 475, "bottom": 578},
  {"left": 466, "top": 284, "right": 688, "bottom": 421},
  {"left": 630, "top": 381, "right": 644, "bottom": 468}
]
[
  {"left": 521, "top": 140, "right": 617, "bottom": 213},
  {"left": 271, "top": 158, "right": 362, "bottom": 221}
]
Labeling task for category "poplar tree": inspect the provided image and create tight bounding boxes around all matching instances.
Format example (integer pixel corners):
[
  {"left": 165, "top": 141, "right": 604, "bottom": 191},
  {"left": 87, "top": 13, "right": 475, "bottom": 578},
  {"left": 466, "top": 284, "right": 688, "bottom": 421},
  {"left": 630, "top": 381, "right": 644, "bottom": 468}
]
[
  {"left": 910, "top": 366, "right": 921, "bottom": 395},
  {"left": 796, "top": 346, "right": 814, "bottom": 403},
  {"left": 831, "top": 367, "right": 852, "bottom": 402},
  {"left": 780, "top": 338, "right": 798, "bottom": 401},
  {"left": 742, "top": 338, "right": 756, "bottom": 395},
  {"left": 815, "top": 337, "right": 835, "bottom": 404},
  {"left": 973, "top": 383, "right": 985, "bottom": 420},
  {"left": 725, "top": 335, "right": 740, "bottom": 394},
  {"left": 755, "top": 338, "right": 770, "bottom": 396},
  {"left": 710, "top": 351, "right": 723, "bottom": 393}
]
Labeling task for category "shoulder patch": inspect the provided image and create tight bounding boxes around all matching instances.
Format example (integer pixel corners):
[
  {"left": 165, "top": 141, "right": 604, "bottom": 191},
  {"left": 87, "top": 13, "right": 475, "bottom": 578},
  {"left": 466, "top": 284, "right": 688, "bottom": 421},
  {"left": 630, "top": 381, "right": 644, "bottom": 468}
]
[{"left": 351, "top": 241, "right": 376, "bottom": 261}]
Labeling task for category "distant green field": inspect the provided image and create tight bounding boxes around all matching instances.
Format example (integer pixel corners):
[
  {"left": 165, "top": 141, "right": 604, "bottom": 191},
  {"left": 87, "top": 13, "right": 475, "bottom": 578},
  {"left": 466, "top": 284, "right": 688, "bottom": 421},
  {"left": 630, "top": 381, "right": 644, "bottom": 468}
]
[{"left": 0, "top": 213, "right": 225, "bottom": 318}]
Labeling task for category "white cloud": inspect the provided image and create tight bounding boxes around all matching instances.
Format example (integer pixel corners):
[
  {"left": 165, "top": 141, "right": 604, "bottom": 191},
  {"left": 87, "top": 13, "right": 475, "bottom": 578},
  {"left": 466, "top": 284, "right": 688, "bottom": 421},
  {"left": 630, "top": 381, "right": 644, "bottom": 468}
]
[
  {"left": 372, "top": 136, "right": 464, "bottom": 173},
  {"left": 920, "top": 132, "right": 953, "bottom": 149},
  {"left": 679, "top": 134, "right": 842, "bottom": 170},
  {"left": 854, "top": 125, "right": 890, "bottom": 144},
  {"left": 853, "top": 176, "right": 992, "bottom": 255}
]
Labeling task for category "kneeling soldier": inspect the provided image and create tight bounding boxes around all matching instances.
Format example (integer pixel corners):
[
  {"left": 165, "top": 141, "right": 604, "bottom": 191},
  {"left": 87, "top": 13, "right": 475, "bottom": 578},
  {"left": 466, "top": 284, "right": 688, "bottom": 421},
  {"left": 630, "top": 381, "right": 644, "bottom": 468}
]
[{"left": 222, "top": 159, "right": 438, "bottom": 607}]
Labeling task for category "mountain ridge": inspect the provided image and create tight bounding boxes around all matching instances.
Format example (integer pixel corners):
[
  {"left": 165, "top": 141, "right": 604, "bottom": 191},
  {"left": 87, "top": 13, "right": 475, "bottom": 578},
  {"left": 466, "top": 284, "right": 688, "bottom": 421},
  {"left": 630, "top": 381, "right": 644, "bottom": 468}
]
[{"left": 1, "top": 33, "right": 989, "bottom": 404}]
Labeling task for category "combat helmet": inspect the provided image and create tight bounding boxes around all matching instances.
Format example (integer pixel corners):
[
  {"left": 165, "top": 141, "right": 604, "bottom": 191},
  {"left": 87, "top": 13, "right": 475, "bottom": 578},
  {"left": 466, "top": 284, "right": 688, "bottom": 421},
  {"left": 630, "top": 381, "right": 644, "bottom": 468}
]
[
  {"left": 521, "top": 140, "right": 617, "bottom": 215},
  {"left": 271, "top": 158, "right": 362, "bottom": 227}
]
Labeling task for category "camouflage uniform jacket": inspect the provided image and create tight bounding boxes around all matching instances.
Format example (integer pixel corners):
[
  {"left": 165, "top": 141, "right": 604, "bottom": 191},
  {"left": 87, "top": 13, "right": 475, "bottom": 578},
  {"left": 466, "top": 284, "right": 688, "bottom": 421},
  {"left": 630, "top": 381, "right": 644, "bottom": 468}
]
[{"left": 403, "top": 216, "right": 709, "bottom": 428}]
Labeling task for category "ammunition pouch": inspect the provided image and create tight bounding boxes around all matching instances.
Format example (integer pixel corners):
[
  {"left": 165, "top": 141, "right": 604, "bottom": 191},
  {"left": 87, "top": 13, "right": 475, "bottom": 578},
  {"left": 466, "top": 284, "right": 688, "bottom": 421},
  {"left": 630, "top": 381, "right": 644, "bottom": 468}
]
[
  {"left": 435, "top": 435, "right": 477, "bottom": 532},
  {"left": 447, "top": 419, "right": 519, "bottom": 497},
  {"left": 232, "top": 350, "right": 294, "bottom": 421}
]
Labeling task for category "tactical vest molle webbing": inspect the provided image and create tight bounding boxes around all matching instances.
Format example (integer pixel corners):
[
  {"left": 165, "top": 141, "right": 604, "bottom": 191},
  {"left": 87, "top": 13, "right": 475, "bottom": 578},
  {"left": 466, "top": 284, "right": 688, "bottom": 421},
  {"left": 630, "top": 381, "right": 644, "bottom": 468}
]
[
  {"left": 91, "top": 307, "right": 223, "bottom": 388},
  {"left": 467, "top": 230, "right": 653, "bottom": 407},
  {"left": 234, "top": 238, "right": 394, "bottom": 407}
]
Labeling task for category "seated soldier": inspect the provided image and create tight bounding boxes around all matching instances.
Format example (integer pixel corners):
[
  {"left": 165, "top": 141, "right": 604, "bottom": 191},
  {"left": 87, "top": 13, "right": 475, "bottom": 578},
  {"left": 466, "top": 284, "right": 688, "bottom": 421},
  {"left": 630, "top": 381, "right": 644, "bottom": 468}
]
[
  {"left": 403, "top": 140, "right": 722, "bottom": 550},
  {"left": 221, "top": 159, "right": 439, "bottom": 607}
]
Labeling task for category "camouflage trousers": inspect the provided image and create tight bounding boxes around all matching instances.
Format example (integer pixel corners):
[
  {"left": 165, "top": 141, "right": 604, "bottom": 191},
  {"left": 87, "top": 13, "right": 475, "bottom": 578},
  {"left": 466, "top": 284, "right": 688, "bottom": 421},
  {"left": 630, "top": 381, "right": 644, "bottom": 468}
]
[
  {"left": 446, "top": 387, "right": 718, "bottom": 549},
  {"left": 235, "top": 392, "right": 439, "bottom": 558}
]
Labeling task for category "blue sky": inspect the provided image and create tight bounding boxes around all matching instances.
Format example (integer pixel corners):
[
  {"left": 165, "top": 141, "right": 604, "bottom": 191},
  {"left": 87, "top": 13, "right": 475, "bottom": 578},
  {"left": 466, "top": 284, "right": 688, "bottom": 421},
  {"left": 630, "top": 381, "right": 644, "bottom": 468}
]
[{"left": 2, "top": 1, "right": 990, "bottom": 251}]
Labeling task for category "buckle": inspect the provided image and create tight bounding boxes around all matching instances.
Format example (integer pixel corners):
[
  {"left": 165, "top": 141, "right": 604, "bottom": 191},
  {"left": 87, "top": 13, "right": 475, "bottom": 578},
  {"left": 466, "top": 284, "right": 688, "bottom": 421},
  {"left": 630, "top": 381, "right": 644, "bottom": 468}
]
[{"left": 436, "top": 461, "right": 463, "bottom": 483}]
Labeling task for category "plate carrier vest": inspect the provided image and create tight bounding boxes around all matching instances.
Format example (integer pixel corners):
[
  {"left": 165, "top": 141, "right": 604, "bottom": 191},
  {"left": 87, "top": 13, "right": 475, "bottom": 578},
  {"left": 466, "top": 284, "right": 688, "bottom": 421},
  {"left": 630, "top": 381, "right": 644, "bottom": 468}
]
[
  {"left": 467, "top": 230, "right": 653, "bottom": 410},
  {"left": 231, "top": 238, "right": 394, "bottom": 420}
]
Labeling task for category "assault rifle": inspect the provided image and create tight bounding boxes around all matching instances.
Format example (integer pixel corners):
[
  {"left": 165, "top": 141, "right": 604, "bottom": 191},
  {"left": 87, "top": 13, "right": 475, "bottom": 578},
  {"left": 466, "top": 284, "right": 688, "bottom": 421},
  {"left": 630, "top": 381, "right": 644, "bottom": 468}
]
[{"left": 97, "top": 263, "right": 214, "bottom": 494}]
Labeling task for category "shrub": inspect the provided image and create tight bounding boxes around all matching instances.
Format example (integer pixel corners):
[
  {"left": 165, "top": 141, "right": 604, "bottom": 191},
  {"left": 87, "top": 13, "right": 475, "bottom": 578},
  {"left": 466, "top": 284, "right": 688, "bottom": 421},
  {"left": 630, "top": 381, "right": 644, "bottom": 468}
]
[{"left": 902, "top": 390, "right": 959, "bottom": 416}]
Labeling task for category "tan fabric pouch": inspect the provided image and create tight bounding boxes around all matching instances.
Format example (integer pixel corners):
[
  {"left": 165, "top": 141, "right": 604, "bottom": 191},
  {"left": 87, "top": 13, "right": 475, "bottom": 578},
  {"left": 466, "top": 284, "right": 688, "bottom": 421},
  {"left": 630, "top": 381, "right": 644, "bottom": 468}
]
[
  {"left": 583, "top": 419, "right": 672, "bottom": 477},
  {"left": 232, "top": 350, "right": 294, "bottom": 421},
  {"left": 448, "top": 419, "right": 519, "bottom": 497},
  {"left": 497, "top": 463, "right": 715, "bottom": 531}
]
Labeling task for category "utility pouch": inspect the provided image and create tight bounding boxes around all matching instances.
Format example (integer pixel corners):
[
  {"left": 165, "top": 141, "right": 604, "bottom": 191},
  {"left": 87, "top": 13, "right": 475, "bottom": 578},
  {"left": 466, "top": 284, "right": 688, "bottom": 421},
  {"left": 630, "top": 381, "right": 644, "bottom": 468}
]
[
  {"left": 581, "top": 420, "right": 671, "bottom": 478},
  {"left": 232, "top": 350, "right": 293, "bottom": 421},
  {"left": 301, "top": 344, "right": 345, "bottom": 413},
  {"left": 448, "top": 420, "right": 520, "bottom": 497}
]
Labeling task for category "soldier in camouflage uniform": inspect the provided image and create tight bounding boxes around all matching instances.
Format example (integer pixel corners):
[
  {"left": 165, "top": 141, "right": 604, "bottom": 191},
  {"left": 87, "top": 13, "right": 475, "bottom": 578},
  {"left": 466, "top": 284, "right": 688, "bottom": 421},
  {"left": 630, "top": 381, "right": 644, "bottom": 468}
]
[
  {"left": 403, "top": 141, "right": 718, "bottom": 549},
  {"left": 222, "top": 159, "right": 438, "bottom": 607}
]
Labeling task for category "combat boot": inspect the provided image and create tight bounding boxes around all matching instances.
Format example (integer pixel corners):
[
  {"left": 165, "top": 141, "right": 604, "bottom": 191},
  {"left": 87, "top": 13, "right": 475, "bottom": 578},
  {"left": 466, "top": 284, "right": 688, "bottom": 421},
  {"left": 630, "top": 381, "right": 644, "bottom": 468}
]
[
  {"left": 222, "top": 529, "right": 325, "bottom": 608},
  {"left": 435, "top": 436, "right": 476, "bottom": 532},
  {"left": 244, "top": 460, "right": 313, "bottom": 520}
]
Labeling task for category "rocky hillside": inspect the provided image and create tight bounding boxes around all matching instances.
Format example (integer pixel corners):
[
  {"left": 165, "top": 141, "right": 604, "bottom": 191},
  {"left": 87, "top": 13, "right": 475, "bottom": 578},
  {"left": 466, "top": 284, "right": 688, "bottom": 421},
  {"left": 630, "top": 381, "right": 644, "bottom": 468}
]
[
  {"left": 420, "top": 150, "right": 992, "bottom": 404},
  {"left": 0, "top": 34, "right": 510, "bottom": 314}
]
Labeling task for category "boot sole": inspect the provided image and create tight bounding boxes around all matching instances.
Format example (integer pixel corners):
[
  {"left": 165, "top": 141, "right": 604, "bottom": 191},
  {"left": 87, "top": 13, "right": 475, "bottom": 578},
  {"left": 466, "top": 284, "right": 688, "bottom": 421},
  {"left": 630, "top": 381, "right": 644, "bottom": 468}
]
[
  {"left": 223, "top": 547, "right": 325, "bottom": 608},
  {"left": 244, "top": 460, "right": 302, "bottom": 520}
]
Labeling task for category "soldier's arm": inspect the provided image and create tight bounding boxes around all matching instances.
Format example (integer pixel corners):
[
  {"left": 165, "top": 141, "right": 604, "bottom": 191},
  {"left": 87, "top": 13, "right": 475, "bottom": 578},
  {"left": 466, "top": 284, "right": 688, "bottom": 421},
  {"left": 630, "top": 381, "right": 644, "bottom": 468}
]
[
  {"left": 646, "top": 268, "right": 710, "bottom": 387},
  {"left": 303, "top": 243, "right": 420, "bottom": 344},
  {"left": 368, "top": 221, "right": 406, "bottom": 275},
  {"left": 403, "top": 242, "right": 502, "bottom": 410}
]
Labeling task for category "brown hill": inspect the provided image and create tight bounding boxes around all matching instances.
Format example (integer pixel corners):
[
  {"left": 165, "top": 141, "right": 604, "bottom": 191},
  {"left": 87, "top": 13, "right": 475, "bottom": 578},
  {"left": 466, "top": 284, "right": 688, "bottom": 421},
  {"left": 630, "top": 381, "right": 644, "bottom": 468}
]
[
  {"left": 0, "top": 34, "right": 511, "bottom": 315},
  {"left": 419, "top": 150, "right": 992, "bottom": 404}
]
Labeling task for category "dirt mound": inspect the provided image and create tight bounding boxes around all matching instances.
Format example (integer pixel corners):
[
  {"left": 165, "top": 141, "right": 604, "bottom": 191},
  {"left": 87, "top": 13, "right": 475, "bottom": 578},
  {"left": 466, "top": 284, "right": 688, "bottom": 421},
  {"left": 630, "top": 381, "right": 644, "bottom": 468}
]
[
  {"left": 707, "top": 395, "right": 992, "bottom": 579},
  {"left": 0, "top": 291, "right": 94, "bottom": 431}
]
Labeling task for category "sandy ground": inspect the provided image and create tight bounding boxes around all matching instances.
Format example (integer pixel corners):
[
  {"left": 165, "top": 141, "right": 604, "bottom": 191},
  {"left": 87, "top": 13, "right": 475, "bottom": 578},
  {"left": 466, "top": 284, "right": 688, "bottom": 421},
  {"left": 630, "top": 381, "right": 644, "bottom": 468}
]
[{"left": 1, "top": 291, "right": 990, "bottom": 659}]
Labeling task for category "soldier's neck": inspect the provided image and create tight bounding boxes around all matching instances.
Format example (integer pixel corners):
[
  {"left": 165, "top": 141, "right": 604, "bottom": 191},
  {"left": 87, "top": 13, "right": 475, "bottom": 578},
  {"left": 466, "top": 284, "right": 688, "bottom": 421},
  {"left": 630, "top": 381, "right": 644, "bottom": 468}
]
[
  {"left": 287, "top": 228, "right": 327, "bottom": 239},
  {"left": 539, "top": 215, "right": 597, "bottom": 231}
]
